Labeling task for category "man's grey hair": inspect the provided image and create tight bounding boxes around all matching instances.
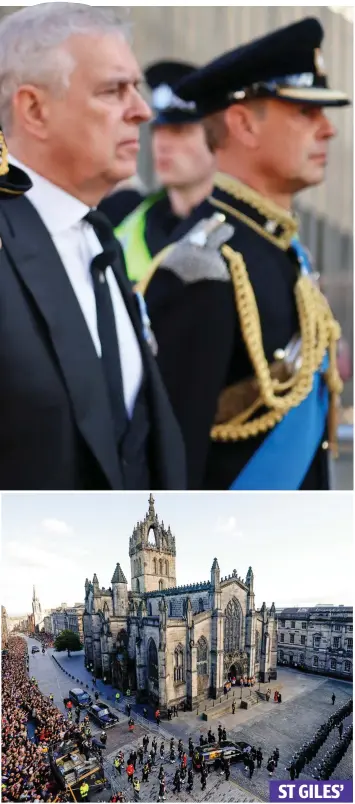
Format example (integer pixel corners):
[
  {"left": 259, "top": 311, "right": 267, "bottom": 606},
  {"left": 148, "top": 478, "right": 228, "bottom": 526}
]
[{"left": 0, "top": 3, "right": 131, "bottom": 135}]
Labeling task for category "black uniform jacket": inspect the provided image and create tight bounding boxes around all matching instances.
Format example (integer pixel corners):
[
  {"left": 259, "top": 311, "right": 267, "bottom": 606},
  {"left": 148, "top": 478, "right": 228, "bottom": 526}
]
[
  {"left": 99, "top": 188, "right": 144, "bottom": 229},
  {"left": 0, "top": 195, "right": 186, "bottom": 490},
  {"left": 144, "top": 174, "right": 329, "bottom": 491}
]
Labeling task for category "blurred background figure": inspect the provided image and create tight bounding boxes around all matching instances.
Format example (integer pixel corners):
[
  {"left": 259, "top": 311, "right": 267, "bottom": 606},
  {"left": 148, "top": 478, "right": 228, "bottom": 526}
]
[{"left": 107, "top": 60, "right": 215, "bottom": 283}]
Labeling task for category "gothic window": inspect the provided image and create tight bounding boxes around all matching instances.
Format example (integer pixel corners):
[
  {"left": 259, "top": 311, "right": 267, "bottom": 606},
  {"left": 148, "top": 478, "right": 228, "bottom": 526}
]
[
  {"left": 301, "top": 635, "right": 306, "bottom": 645},
  {"left": 224, "top": 598, "right": 242, "bottom": 653},
  {"left": 344, "top": 661, "right": 351, "bottom": 672},
  {"left": 302, "top": 622, "right": 307, "bottom": 629},
  {"left": 159, "top": 559, "right": 163, "bottom": 575},
  {"left": 136, "top": 579, "right": 140, "bottom": 593},
  {"left": 313, "top": 656, "right": 319, "bottom": 667},
  {"left": 174, "top": 644, "right": 184, "bottom": 682},
  {"left": 148, "top": 603, "right": 152, "bottom": 616},
  {"left": 153, "top": 558, "right": 157, "bottom": 575},
  {"left": 138, "top": 557, "right": 142, "bottom": 574},
  {"left": 299, "top": 653, "right": 305, "bottom": 663},
  {"left": 147, "top": 638, "right": 159, "bottom": 688},
  {"left": 255, "top": 630, "right": 260, "bottom": 662},
  {"left": 290, "top": 634, "right": 295, "bottom": 644},
  {"left": 165, "top": 560, "right": 169, "bottom": 576},
  {"left": 331, "top": 659, "right": 336, "bottom": 670},
  {"left": 199, "top": 598, "right": 204, "bottom": 613},
  {"left": 197, "top": 636, "right": 208, "bottom": 676},
  {"left": 280, "top": 633, "right": 284, "bottom": 642},
  {"left": 347, "top": 638, "right": 353, "bottom": 648},
  {"left": 333, "top": 637, "right": 340, "bottom": 648},
  {"left": 291, "top": 621, "right": 296, "bottom": 628},
  {"left": 159, "top": 579, "right": 164, "bottom": 591}
]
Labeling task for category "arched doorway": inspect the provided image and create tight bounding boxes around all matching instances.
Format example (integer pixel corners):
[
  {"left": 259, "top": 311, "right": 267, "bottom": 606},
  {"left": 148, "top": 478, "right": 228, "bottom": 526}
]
[{"left": 228, "top": 662, "right": 243, "bottom": 682}]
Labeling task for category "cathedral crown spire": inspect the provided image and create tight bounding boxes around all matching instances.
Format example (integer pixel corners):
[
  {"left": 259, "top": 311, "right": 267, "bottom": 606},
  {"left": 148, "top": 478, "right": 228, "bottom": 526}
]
[{"left": 148, "top": 493, "right": 155, "bottom": 518}]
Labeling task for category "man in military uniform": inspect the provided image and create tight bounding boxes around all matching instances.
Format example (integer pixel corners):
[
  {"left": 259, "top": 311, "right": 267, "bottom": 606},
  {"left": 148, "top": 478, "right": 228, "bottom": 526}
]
[
  {"left": 143, "top": 17, "right": 349, "bottom": 490},
  {"left": 112, "top": 60, "right": 215, "bottom": 283}
]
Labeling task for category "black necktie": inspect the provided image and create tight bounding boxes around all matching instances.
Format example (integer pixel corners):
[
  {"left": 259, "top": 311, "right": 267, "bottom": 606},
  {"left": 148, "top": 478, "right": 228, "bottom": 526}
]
[{"left": 84, "top": 209, "right": 127, "bottom": 440}]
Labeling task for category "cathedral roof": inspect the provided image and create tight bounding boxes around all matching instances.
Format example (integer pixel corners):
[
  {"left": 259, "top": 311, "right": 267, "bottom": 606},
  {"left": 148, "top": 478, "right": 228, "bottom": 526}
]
[
  {"left": 145, "top": 581, "right": 211, "bottom": 598},
  {"left": 111, "top": 563, "right": 127, "bottom": 584}
]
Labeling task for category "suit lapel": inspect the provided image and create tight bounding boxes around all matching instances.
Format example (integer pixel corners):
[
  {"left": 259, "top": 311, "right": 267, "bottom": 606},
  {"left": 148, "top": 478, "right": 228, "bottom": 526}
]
[{"left": 2, "top": 196, "right": 121, "bottom": 489}]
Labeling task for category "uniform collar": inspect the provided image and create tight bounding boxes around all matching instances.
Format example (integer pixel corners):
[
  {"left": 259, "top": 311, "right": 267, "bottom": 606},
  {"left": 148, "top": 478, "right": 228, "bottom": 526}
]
[
  {"left": 212, "top": 171, "right": 299, "bottom": 250},
  {"left": 8, "top": 154, "right": 90, "bottom": 234}
]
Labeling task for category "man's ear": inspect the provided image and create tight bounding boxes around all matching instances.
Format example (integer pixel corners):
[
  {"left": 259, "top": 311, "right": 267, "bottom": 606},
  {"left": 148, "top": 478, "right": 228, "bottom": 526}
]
[
  {"left": 13, "top": 85, "right": 50, "bottom": 141},
  {"left": 225, "top": 102, "right": 264, "bottom": 149}
]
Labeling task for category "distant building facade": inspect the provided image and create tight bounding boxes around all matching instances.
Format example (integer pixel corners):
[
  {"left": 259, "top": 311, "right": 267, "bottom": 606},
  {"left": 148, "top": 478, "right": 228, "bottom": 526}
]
[
  {"left": 83, "top": 496, "right": 277, "bottom": 711},
  {"left": 49, "top": 604, "right": 84, "bottom": 642},
  {"left": 277, "top": 606, "right": 353, "bottom": 680}
]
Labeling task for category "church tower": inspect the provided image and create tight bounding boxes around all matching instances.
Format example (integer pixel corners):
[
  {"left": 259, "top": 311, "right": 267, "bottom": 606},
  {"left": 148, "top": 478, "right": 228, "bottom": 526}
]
[
  {"left": 32, "top": 585, "right": 42, "bottom": 629},
  {"left": 129, "top": 494, "right": 176, "bottom": 593}
]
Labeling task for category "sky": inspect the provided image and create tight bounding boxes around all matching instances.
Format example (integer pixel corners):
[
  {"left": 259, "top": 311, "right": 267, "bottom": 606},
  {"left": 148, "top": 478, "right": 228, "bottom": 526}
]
[{"left": 1, "top": 492, "right": 353, "bottom": 616}]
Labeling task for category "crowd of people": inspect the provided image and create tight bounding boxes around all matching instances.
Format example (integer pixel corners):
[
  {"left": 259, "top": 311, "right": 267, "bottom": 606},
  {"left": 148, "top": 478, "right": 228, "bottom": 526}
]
[
  {"left": 1, "top": 637, "right": 107, "bottom": 802},
  {"left": 286, "top": 698, "right": 353, "bottom": 780},
  {"left": 2, "top": 637, "right": 64, "bottom": 802}
]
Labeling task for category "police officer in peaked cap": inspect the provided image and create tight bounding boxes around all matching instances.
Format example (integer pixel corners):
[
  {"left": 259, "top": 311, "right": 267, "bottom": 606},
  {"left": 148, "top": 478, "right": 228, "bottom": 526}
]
[
  {"left": 142, "top": 17, "right": 350, "bottom": 491},
  {"left": 110, "top": 60, "right": 215, "bottom": 283}
]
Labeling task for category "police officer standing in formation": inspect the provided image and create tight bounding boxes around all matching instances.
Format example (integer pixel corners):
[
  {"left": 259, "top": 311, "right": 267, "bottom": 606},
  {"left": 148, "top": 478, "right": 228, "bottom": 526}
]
[
  {"left": 143, "top": 17, "right": 348, "bottom": 491},
  {"left": 112, "top": 60, "right": 215, "bottom": 283},
  {"left": 0, "top": 4, "right": 185, "bottom": 492}
]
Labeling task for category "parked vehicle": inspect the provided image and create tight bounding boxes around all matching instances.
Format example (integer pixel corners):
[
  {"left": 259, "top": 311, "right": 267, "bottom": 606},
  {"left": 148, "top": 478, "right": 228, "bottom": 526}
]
[
  {"left": 31, "top": 646, "right": 40, "bottom": 654},
  {"left": 64, "top": 688, "right": 92, "bottom": 709},
  {"left": 88, "top": 703, "right": 120, "bottom": 729}
]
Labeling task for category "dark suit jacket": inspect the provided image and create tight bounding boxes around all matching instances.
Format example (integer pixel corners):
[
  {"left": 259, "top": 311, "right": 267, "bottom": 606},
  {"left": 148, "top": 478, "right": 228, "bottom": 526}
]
[{"left": 0, "top": 195, "right": 186, "bottom": 490}]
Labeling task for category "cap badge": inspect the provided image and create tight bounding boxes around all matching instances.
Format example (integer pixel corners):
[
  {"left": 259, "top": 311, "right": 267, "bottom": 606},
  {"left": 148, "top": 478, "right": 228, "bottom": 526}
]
[{"left": 152, "top": 83, "right": 197, "bottom": 113}]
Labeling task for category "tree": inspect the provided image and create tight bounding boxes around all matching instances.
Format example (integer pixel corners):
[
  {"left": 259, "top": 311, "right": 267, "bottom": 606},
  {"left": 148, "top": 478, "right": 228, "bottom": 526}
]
[{"left": 54, "top": 630, "right": 82, "bottom": 656}]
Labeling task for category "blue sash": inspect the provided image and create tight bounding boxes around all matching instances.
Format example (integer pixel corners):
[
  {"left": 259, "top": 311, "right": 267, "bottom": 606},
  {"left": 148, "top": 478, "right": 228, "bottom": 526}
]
[{"left": 230, "top": 240, "right": 328, "bottom": 490}]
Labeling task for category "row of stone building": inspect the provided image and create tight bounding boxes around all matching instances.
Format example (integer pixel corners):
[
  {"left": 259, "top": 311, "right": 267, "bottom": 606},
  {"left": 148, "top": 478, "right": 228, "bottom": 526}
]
[{"left": 277, "top": 606, "right": 353, "bottom": 679}]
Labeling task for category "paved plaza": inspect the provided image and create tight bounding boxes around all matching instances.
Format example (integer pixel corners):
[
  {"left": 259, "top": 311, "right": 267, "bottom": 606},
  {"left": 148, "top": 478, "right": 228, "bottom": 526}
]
[{"left": 27, "top": 638, "right": 353, "bottom": 803}]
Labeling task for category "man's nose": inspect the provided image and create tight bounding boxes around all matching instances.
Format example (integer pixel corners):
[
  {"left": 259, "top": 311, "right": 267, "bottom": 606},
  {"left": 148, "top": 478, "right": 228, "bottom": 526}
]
[
  {"left": 319, "top": 111, "right": 337, "bottom": 139},
  {"left": 131, "top": 90, "right": 152, "bottom": 123}
]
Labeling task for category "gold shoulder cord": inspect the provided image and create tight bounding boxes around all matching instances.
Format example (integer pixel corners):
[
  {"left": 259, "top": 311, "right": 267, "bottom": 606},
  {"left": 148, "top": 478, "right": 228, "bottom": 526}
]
[{"left": 210, "top": 246, "right": 343, "bottom": 457}]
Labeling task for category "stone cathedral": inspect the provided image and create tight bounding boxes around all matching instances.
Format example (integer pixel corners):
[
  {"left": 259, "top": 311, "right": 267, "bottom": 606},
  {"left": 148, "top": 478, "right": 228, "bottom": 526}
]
[{"left": 83, "top": 496, "right": 277, "bottom": 711}]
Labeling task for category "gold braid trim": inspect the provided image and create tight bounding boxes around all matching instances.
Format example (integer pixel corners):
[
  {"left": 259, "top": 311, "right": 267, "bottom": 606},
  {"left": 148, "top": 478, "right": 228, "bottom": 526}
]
[{"left": 211, "top": 245, "right": 343, "bottom": 456}]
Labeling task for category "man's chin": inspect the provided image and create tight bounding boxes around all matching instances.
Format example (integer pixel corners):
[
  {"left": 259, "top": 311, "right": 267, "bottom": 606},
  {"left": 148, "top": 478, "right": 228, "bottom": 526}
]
[{"left": 109, "top": 158, "right": 137, "bottom": 184}]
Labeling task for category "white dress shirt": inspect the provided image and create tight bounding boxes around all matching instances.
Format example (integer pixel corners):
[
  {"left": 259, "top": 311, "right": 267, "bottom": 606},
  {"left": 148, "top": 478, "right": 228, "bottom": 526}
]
[{"left": 9, "top": 155, "right": 143, "bottom": 419}]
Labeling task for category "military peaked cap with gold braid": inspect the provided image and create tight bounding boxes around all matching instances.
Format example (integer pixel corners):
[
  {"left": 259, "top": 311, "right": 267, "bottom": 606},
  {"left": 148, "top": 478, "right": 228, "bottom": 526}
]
[
  {"left": 0, "top": 129, "right": 32, "bottom": 199},
  {"left": 176, "top": 17, "right": 350, "bottom": 116}
]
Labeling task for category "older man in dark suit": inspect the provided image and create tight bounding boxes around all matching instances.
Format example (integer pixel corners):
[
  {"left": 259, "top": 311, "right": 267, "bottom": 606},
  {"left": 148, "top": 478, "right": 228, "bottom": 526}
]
[{"left": 0, "top": 5, "right": 185, "bottom": 490}]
